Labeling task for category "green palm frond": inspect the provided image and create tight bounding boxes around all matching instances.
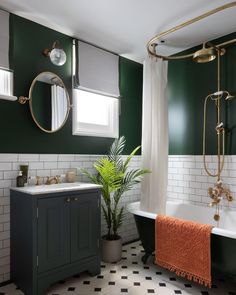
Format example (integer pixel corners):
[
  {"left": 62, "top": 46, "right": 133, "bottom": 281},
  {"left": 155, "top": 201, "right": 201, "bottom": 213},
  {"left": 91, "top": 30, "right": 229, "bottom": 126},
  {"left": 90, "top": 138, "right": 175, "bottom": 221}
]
[
  {"left": 123, "top": 145, "right": 141, "bottom": 172},
  {"left": 94, "top": 158, "right": 123, "bottom": 193},
  {"left": 108, "top": 136, "right": 125, "bottom": 170},
  {"left": 80, "top": 168, "right": 99, "bottom": 184},
  {"left": 109, "top": 136, "right": 125, "bottom": 157}
]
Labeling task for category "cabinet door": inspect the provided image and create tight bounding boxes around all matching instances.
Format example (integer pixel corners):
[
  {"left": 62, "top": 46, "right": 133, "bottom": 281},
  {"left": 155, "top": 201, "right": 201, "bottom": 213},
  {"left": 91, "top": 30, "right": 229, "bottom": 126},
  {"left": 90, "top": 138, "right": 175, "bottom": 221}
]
[
  {"left": 37, "top": 196, "right": 70, "bottom": 273},
  {"left": 71, "top": 193, "right": 100, "bottom": 262}
]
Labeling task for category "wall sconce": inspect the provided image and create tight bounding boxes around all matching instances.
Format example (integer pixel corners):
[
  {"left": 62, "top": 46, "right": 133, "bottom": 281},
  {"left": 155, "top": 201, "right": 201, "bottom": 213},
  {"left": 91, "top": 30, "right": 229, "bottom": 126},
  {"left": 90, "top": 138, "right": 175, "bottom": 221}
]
[{"left": 43, "top": 40, "right": 67, "bottom": 66}]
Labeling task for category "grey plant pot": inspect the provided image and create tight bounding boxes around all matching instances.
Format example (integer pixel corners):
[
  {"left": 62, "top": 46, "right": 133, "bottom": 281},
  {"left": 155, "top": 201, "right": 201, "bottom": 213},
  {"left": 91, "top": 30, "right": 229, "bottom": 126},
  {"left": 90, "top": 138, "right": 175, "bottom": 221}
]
[{"left": 101, "top": 237, "right": 122, "bottom": 263}]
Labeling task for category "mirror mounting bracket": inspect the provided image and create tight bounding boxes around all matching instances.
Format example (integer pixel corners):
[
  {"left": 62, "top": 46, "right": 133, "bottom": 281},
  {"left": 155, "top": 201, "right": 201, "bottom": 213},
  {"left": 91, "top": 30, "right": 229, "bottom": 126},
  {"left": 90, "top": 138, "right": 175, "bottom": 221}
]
[{"left": 18, "top": 96, "right": 30, "bottom": 104}]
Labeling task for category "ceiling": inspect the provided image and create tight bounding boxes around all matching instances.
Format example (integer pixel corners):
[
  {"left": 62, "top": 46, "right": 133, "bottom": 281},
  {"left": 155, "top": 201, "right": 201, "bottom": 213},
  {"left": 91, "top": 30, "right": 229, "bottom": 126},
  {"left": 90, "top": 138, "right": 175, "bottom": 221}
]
[{"left": 0, "top": 0, "right": 235, "bottom": 63}]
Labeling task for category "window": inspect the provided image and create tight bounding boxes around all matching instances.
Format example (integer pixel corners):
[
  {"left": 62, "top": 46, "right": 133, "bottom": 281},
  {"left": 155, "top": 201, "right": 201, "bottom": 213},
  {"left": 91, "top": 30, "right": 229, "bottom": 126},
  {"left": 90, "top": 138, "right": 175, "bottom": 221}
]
[
  {"left": 73, "top": 40, "right": 120, "bottom": 138},
  {"left": 0, "top": 68, "right": 14, "bottom": 97},
  {"left": 0, "top": 10, "right": 16, "bottom": 101},
  {"left": 73, "top": 89, "right": 119, "bottom": 138}
]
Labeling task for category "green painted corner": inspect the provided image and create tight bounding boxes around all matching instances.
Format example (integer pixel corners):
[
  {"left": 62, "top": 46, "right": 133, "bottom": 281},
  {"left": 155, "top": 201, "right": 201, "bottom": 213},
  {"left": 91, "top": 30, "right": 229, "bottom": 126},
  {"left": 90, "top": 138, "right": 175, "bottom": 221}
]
[{"left": 119, "top": 57, "right": 143, "bottom": 155}]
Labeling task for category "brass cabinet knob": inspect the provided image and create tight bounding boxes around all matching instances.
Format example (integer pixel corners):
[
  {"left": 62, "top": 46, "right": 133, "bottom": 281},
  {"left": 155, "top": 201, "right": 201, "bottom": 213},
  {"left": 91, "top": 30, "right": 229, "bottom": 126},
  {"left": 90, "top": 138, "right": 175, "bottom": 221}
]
[{"left": 65, "top": 197, "right": 71, "bottom": 203}]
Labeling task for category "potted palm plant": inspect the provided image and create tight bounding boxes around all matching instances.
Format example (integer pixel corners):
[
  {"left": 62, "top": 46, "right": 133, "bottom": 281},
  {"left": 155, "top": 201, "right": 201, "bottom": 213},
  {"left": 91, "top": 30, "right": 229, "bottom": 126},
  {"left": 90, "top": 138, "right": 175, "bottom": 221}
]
[{"left": 81, "top": 136, "right": 149, "bottom": 262}]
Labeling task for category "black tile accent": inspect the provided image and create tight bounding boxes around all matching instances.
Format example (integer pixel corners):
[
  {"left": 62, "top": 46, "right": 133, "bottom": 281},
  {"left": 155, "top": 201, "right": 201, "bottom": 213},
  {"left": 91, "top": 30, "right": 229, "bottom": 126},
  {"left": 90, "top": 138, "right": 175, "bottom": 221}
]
[
  {"left": 97, "top": 275, "right": 104, "bottom": 279},
  {"left": 132, "top": 261, "right": 138, "bottom": 264},
  {"left": 143, "top": 266, "right": 149, "bottom": 269},
  {"left": 108, "top": 282, "right": 115, "bottom": 285},
  {"left": 174, "top": 291, "right": 182, "bottom": 294},
  {"left": 121, "top": 276, "right": 128, "bottom": 279},
  {"left": 184, "top": 284, "right": 192, "bottom": 288},
  {"left": 122, "top": 249, "right": 127, "bottom": 252},
  {"left": 201, "top": 292, "right": 209, "bottom": 295},
  {"left": 134, "top": 282, "right": 141, "bottom": 286},
  {"left": 156, "top": 271, "right": 162, "bottom": 275},
  {"left": 122, "top": 257, "right": 127, "bottom": 260},
  {"left": 94, "top": 288, "right": 102, "bottom": 292},
  {"left": 83, "top": 281, "right": 90, "bottom": 285},
  {"left": 141, "top": 250, "right": 145, "bottom": 253},
  {"left": 133, "top": 271, "right": 139, "bottom": 274},
  {"left": 121, "top": 288, "right": 128, "bottom": 293},
  {"left": 169, "top": 277, "right": 176, "bottom": 281},
  {"left": 121, "top": 265, "right": 128, "bottom": 269},
  {"left": 145, "top": 277, "right": 152, "bottom": 280},
  {"left": 131, "top": 246, "right": 136, "bottom": 249},
  {"left": 110, "top": 270, "right": 116, "bottom": 273},
  {"left": 68, "top": 287, "right": 75, "bottom": 291},
  {"left": 159, "top": 283, "right": 166, "bottom": 287},
  {"left": 131, "top": 253, "right": 137, "bottom": 256},
  {"left": 147, "top": 289, "right": 155, "bottom": 293},
  {"left": 100, "top": 264, "right": 106, "bottom": 268}
]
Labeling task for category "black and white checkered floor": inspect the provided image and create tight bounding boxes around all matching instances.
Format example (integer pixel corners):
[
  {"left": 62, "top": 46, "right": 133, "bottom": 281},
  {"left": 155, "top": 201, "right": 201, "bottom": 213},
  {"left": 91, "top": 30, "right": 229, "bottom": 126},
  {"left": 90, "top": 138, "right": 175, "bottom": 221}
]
[{"left": 0, "top": 241, "right": 236, "bottom": 295}]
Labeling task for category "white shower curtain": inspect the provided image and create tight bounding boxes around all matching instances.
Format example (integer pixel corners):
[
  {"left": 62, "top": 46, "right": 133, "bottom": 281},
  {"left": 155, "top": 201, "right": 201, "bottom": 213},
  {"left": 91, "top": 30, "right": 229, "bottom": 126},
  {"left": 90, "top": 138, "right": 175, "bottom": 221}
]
[
  {"left": 140, "top": 57, "right": 168, "bottom": 214},
  {"left": 51, "top": 85, "right": 67, "bottom": 130}
]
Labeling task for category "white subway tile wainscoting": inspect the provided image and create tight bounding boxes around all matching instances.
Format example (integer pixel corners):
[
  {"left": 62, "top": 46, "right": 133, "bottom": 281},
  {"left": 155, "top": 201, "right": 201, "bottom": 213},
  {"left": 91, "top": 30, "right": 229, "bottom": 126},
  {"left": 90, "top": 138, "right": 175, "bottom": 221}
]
[
  {"left": 0, "top": 154, "right": 141, "bottom": 283},
  {"left": 168, "top": 155, "right": 236, "bottom": 209}
]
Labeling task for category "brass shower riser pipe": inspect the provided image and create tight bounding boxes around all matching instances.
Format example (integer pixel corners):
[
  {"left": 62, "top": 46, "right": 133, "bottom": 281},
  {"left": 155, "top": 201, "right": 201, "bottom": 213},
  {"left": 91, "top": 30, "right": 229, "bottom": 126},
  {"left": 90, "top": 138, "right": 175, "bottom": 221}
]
[{"left": 147, "top": 2, "right": 236, "bottom": 60}]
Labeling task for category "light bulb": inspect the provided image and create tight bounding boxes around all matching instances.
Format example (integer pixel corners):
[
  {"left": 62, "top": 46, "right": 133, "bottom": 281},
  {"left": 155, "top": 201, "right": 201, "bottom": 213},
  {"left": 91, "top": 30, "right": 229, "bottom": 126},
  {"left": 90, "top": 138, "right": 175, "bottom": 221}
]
[{"left": 49, "top": 48, "right": 67, "bottom": 66}]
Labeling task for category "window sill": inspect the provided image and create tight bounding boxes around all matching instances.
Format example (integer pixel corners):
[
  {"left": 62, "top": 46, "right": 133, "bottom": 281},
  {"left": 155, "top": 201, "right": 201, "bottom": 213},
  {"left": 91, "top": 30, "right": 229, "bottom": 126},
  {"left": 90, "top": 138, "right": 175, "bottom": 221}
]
[
  {"left": 72, "top": 129, "right": 118, "bottom": 138},
  {"left": 0, "top": 94, "right": 17, "bottom": 101}
]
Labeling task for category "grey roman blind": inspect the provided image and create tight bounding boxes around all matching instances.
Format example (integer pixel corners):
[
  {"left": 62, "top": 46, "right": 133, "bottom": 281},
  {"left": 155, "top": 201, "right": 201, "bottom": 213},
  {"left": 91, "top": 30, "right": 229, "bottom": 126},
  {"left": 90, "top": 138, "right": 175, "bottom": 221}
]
[
  {"left": 0, "top": 10, "right": 9, "bottom": 69},
  {"left": 77, "top": 41, "right": 120, "bottom": 98}
]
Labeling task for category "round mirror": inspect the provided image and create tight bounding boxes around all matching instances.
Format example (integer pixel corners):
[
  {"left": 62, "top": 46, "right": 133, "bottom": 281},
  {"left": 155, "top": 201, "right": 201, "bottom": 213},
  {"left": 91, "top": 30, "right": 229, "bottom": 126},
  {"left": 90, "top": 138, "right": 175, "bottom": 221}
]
[{"left": 29, "top": 72, "right": 70, "bottom": 133}]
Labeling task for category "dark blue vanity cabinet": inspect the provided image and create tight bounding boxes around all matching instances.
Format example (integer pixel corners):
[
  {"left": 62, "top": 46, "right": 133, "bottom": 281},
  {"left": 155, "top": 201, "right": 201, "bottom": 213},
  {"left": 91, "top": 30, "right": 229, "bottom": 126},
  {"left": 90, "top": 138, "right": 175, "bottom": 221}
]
[{"left": 10, "top": 187, "right": 101, "bottom": 295}]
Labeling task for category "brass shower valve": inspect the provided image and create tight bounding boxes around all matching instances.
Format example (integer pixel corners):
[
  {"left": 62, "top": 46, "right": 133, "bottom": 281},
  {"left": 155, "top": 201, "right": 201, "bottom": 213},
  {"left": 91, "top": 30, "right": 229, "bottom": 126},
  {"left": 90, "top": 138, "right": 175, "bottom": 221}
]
[{"left": 208, "top": 181, "right": 233, "bottom": 207}]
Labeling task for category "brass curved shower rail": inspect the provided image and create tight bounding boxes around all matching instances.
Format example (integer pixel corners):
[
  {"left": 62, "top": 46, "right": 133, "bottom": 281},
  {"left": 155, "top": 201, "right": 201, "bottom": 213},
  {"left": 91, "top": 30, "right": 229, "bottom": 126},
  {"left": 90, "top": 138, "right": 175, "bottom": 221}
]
[{"left": 147, "top": 2, "right": 236, "bottom": 60}]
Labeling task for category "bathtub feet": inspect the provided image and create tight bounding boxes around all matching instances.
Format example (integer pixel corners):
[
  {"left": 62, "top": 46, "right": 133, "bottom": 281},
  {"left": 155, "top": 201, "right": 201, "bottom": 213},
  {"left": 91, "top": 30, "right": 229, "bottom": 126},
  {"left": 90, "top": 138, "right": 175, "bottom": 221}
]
[{"left": 141, "top": 253, "right": 151, "bottom": 264}]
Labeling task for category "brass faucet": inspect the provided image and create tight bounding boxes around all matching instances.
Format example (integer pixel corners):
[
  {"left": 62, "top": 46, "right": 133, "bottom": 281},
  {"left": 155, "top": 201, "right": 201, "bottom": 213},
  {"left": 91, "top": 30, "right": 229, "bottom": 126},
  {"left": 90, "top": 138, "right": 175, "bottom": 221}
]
[{"left": 45, "top": 175, "right": 60, "bottom": 185}]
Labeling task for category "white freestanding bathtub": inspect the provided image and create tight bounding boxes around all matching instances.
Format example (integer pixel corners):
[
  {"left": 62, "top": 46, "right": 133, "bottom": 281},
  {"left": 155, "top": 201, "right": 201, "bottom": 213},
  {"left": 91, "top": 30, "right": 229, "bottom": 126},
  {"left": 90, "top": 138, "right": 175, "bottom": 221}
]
[{"left": 127, "top": 200, "right": 236, "bottom": 280}]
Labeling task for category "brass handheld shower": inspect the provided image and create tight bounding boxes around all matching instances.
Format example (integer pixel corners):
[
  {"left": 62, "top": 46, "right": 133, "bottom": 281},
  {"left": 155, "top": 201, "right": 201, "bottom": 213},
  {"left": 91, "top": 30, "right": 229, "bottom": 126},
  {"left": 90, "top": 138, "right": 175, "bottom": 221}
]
[{"left": 202, "top": 50, "right": 234, "bottom": 223}]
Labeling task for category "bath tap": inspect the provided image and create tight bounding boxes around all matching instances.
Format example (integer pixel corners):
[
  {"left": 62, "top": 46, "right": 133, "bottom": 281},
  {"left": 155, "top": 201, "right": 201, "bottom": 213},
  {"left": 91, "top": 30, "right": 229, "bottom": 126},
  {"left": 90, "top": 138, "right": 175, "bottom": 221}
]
[{"left": 208, "top": 181, "right": 233, "bottom": 221}]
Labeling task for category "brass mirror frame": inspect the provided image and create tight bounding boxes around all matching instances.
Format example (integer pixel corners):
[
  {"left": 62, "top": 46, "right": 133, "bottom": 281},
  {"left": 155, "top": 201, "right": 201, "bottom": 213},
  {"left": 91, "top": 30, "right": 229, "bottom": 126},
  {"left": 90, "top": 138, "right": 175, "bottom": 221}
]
[{"left": 20, "top": 71, "right": 71, "bottom": 133}]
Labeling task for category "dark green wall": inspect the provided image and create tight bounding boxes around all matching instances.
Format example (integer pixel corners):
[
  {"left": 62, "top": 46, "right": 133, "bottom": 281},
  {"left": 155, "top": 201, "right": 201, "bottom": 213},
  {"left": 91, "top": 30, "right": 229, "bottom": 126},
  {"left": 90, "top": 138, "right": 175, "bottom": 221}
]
[
  {"left": 168, "top": 32, "right": 236, "bottom": 155},
  {"left": 119, "top": 58, "right": 143, "bottom": 154},
  {"left": 0, "top": 14, "right": 142, "bottom": 154}
]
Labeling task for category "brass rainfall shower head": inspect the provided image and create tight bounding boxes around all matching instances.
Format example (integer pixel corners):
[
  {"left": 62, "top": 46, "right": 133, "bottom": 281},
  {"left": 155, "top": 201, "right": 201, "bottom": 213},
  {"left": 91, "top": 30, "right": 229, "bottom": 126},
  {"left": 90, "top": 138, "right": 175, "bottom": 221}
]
[{"left": 193, "top": 43, "right": 217, "bottom": 63}]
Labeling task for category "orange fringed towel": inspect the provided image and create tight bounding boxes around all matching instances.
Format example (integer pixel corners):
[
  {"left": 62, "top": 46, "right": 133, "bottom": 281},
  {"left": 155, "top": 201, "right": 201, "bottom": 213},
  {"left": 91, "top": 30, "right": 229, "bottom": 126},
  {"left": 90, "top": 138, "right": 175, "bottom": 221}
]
[{"left": 155, "top": 215, "right": 213, "bottom": 287}]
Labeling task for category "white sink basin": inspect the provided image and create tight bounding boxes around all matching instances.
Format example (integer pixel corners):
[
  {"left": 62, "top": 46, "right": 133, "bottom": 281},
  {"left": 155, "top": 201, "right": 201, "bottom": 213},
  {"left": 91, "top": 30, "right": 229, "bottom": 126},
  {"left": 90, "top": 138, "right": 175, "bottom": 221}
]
[{"left": 11, "top": 182, "right": 101, "bottom": 195}]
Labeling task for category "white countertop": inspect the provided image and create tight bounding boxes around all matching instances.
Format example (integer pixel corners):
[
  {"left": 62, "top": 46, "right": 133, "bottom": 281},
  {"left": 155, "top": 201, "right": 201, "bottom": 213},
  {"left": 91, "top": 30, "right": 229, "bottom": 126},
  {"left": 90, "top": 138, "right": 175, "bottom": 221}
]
[{"left": 11, "top": 182, "right": 102, "bottom": 195}]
